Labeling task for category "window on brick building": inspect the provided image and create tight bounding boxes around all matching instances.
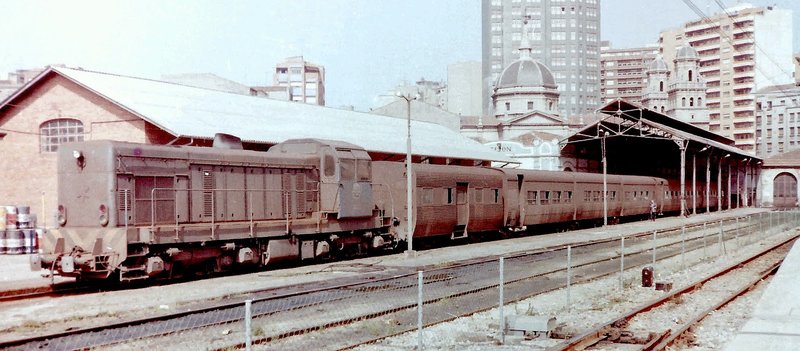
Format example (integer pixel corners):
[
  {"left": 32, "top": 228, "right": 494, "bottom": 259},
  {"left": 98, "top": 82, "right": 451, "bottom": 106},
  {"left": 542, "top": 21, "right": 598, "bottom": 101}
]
[{"left": 40, "top": 118, "right": 84, "bottom": 152}]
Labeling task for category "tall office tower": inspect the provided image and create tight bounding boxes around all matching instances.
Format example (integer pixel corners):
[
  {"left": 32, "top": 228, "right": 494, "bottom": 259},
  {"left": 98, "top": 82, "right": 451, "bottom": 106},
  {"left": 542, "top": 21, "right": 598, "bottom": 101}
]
[
  {"left": 447, "top": 61, "right": 483, "bottom": 116},
  {"left": 482, "top": 0, "right": 600, "bottom": 117},
  {"left": 273, "top": 56, "right": 326, "bottom": 106},
  {"left": 659, "top": 4, "right": 793, "bottom": 152},
  {"left": 600, "top": 41, "right": 659, "bottom": 105}
]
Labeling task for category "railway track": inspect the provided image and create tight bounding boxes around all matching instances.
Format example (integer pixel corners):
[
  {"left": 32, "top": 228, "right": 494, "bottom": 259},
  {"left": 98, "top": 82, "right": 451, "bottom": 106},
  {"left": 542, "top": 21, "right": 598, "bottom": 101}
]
[
  {"left": 1, "top": 212, "right": 785, "bottom": 350},
  {"left": 547, "top": 232, "right": 794, "bottom": 351}
]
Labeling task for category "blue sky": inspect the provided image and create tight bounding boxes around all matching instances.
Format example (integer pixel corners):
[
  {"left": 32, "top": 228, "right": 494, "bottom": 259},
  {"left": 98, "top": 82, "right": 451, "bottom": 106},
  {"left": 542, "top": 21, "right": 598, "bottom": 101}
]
[{"left": 0, "top": 0, "right": 797, "bottom": 111}]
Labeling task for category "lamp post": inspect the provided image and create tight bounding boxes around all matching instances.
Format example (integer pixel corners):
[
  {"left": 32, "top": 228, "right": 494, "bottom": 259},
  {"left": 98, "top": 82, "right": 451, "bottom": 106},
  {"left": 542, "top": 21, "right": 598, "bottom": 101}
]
[
  {"left": 397, "top": 91, "right": 419, "bottom": 256},
  {"left": 601, "top": 130, "right": 608, "bottom": 226}
]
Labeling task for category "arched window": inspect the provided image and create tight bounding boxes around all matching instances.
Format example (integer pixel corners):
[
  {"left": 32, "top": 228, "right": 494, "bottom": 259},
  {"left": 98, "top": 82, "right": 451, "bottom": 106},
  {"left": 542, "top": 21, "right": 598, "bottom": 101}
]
[
  {"left": 40, "top": 118, "right": 84, "bottom": 152},
  {"left": 659, "top": 81, "right": 664, "bottom": 92},
  {"left": 505, "top": 102, "right": 511, "bottom": 111},
  {"left": 682, "top": 97, "right": 686, "bottom": 107},
  {"left": 690, "top": 97, "right": 694, "bottom": 106},
  {"left": 661, "top": 106, "right": 665, "bottom": 113},
  {"left": 688, "top": 70, "right": 693, "bottom": 81},
  {"left": 698, "top": 97, "right": 702, "bottom": 106}
]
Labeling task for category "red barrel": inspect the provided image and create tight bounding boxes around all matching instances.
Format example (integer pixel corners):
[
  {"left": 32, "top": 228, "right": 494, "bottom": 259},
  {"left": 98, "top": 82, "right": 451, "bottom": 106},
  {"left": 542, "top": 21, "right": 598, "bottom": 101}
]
[{"left": 5, "top": 206, "right": 17, "bottom": 230}]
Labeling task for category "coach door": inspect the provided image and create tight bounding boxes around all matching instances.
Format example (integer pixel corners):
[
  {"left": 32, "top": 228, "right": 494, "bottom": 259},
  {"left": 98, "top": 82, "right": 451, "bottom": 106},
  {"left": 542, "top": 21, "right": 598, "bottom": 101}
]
[
  {"left": 453, "top": 183, "right": 469, "bottom": 238},
  {"left": 774, "top": 173, "right": 798, "bottom": 208}
]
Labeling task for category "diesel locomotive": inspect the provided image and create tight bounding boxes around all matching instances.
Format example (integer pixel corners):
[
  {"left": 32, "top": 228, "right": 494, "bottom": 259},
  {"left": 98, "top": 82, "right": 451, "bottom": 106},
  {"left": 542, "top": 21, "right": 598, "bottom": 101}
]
[{"left": 32, "top": 137, "right": 718, "bottom": 282}]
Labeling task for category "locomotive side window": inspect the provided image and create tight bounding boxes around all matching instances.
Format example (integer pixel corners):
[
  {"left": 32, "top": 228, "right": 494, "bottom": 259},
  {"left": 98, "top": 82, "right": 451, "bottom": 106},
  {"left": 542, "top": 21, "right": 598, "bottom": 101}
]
[
  {"left": 323, "top": 149, "right": 336, "bottom": 178},
  {"left": 340, "top": 159, "right": 355, "bottom": 181},
  {"left": 356, "top": 160, "right": 371, "bottom": 181}
]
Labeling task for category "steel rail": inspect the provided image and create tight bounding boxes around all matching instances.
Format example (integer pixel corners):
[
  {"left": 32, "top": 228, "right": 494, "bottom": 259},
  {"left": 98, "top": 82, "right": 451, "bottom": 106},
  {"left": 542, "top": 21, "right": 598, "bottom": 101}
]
[{"left": 545, "top": 232, "right": 798, "bottom": 351}]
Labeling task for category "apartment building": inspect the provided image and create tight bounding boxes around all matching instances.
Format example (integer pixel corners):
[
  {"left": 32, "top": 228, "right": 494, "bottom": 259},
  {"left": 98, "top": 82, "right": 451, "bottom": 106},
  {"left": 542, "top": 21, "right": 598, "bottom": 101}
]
[
  {"left": 600, "top": 41, "right": 659, "bottom": 104},
  {"left": 755, "top": 83, "right": 800, "bottom": 158},
  {"left": 660, "top": 4, "right": 794, "bottom": 152},
  {"left": 273, "top": 56, "right": 325, "bottom": 106},
  {"left": 482, "top": 0, "right": 601, "bottom": 117}
]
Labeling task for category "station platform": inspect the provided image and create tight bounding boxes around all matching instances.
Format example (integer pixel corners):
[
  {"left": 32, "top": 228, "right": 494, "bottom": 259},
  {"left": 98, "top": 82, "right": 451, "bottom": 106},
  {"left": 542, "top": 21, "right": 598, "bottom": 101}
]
[{"left": 725, "top": 234, "right": 800, "bottom": 351}]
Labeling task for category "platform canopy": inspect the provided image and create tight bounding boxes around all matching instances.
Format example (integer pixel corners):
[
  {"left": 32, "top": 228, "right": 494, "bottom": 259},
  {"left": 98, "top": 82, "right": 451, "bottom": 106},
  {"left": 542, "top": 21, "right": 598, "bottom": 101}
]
[{"left": 566, "top": 99, "right": 758, "bottom": 162}]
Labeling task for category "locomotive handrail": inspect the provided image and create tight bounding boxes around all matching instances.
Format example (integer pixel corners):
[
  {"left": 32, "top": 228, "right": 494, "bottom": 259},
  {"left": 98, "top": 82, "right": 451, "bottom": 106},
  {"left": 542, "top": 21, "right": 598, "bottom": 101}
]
[{"left": 144, "top": 187, "right": 320, "bottom": 234}]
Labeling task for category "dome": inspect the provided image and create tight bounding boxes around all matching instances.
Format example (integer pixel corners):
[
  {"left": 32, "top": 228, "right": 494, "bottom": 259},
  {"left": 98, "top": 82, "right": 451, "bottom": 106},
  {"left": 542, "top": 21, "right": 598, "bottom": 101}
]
[
  {"left": 647, "top": 55, "right": 669, "bottom": 72},
  {"left": 495, "top": 59, "right": 557, "bottom": 89},
  {"left": 676, "top": 42, "right": 699, "bottom": 60}
]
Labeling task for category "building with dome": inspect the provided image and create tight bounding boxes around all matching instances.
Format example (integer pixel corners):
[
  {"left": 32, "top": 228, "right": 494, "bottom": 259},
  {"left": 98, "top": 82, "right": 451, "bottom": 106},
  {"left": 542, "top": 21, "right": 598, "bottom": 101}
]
[
  {"left": 463, "top": 21, "right": 576, "bottom": 170},
  {"left": 642, "top": 42, "right": 709, "bottom": 130}
]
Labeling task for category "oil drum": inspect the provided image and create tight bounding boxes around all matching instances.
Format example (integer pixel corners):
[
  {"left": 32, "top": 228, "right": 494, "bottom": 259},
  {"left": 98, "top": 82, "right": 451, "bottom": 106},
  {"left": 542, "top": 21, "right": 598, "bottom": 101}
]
[
  {"left": 0, "top": 229, "right": 6, "bottom": 254},
  {"left": 23, "top": 229, "right": 37, "bottom": 254},
  {"left": 4, "top": 206, "right": 17, "bottom": 230},
  {"left": 0, "top": 206, "right": 6, "bottom": 231},
  {"left": 16, "top": 206, "right": 30, "bottom": 229},
  {"left": 6, "top": 229, "right": 23, "bottom": 254}
]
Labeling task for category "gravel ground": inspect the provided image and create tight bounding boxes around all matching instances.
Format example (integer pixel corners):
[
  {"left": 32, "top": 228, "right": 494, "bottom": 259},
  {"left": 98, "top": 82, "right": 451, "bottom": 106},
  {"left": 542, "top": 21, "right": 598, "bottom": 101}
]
[{"left": 353, "top": 230, "right": 795, "bottom": 351}]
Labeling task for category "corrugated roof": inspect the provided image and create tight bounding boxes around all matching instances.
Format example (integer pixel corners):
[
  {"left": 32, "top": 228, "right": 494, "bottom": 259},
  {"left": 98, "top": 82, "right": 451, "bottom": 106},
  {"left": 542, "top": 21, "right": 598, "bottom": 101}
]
[{"left": 36, "top": 67, "right": 512, "bottom": 163}]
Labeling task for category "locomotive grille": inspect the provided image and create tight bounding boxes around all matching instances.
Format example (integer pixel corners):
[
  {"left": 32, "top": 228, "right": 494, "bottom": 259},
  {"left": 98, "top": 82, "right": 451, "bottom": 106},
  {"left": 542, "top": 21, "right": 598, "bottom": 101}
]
[
  {"left": 203, "top": 170, "right": 214, "bottom": 217},
  {"left": 117, "top": 190, "right": 131, "bottom": 211}
]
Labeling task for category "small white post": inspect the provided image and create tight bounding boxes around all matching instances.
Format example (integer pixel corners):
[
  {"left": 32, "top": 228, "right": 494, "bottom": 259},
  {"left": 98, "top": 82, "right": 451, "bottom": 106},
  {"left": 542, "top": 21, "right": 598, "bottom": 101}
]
[
  {"left": 702, "top": 222, "right": 707, "bottom": 258},
  {"left": 718, "top": 220, "right": 726, "bottom": 256},
  {"left": 651, "top": 231, "right": 657, "bottom": 269},
  {"left": 499, "top": 257, "right": 505, "bottom": 344},
  {"left": 245, "top": 299, "right": 252, "bottom": 351},
  {"left": 566, "top": 246, "right": 572, "bottom": 311},
  {"left": 681, "top": 225, "right": 686, "bottom": 270},
  {"left": 619, "top": 236, "right": 625, "bottom": 290},
  {"left": 418, "top": 270, "right": 423, "bottom": 350}
]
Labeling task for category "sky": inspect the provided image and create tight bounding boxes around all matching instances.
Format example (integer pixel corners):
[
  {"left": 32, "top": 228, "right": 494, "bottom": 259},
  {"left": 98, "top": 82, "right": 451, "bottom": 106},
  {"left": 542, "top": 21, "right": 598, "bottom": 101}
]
[{"left": 0, "top": 0, "right": 798, "bottom": 111}]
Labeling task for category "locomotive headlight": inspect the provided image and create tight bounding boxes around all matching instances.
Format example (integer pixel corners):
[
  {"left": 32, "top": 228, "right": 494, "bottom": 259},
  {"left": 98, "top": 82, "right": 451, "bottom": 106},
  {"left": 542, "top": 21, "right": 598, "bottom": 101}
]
[
  {"left": 99, "top": 204, "right": 109, "bottom": 226},
  {"left": 57, "top": 205, "right": 67, "bottom": 226},
  {"left": 72, "top": 150, "right": 85, "bottom": 169}
]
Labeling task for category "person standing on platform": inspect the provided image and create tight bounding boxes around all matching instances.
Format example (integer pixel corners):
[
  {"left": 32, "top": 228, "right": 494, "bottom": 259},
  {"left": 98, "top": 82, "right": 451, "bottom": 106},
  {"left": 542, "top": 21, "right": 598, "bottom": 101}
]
[{"left": 649, "top": 199, "right": 657, "bottom": 221}]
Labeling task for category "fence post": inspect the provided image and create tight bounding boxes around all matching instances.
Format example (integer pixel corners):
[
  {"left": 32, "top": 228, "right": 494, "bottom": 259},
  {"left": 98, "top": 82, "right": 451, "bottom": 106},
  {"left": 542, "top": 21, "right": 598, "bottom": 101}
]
[
  {"left": 245, "top": 299, "right": 252, "bottom": 351},
  {"left": 681, "top": 225, "right": 685, "bottom": 270},
  {"left": 619, "top": 236, "right": 625, "bottom": 290},
  {"left": 499, "top": 257, "right": 505, "bottom": 344},
  {"left": 702, "top": 222, "right": 707, "bottom": 258},
  {"left": 566, "top": 246, "right": 572, "bottom": 311},
  {"left": 418, "top": 270, "right": 424, "bottom": 350},
  {"left": 651, "top": 231, "right": 657, "bottom": 270},
  {"left": 718, "top": 220, "right": 726, "bottom": 256},
  {"left": 735, "top": 217, "right": 740, "bottom": 248}
]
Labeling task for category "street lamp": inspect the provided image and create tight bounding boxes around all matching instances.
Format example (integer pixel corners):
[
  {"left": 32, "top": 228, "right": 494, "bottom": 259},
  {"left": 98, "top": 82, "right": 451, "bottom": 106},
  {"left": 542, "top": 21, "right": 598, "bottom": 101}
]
[
  {"left": 396, "top": 91, "right": 419, "bottom": 257},
  {"left": 601, "top": 130, "right": 608, "bottom": 226}
]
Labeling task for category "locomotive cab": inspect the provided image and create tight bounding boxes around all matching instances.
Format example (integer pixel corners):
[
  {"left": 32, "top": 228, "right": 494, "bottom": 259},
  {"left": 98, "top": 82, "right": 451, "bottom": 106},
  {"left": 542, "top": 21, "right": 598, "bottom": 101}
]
[{"left": 268, "top": 139, "right": 374, "bottom": 219}]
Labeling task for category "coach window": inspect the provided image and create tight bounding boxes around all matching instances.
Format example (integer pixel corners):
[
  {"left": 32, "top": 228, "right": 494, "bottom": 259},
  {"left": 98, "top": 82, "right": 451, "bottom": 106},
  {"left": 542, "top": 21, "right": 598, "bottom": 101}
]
[
  {"left": 527, "top": 190, "right": 537, "bottom": 205},
  {"left": 493, "top": 189, "right": 500, "bottom": 203},
  {"left": 40, "top": 118, "right": 84, "bottom": 152},
  {"left": 539, "top": 190, "right": 549, "bottom": 204},
  {"left": 447, "top": 188, "right": 455, "bottom": 204}
]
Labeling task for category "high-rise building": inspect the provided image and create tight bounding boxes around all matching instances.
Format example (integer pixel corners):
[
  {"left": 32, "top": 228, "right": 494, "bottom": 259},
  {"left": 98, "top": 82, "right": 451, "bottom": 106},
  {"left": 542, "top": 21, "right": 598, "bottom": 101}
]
[
  {"left": 754, "top": 83, "right": 800, "bottom": 158},
  {"left": 0, "top": 67, "right": 48, "bottom": 101},
  {"left": 446, "top": 62, "right": 483, "bottom": 116},
  {"left": 599, "top": 41, "right": 659, "bottom": 105},
  {"left": 794, "top": 53, "right": 800, "bottom": 84},
  {"left": 659, "top": 4, "right": 794, "bottom": 152},
  {"left": 481, "top": 0, "right": 600, "bottom": 117},
  {"left": 273, "top": 56, "right": 325, "bottom": 106}
]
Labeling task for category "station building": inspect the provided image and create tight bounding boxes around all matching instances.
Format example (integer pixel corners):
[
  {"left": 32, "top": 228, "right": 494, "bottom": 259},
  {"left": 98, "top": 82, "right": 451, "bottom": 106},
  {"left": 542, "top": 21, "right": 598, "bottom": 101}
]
[{"left": 0, "top": 66, "right": 511, "bottom": 221}]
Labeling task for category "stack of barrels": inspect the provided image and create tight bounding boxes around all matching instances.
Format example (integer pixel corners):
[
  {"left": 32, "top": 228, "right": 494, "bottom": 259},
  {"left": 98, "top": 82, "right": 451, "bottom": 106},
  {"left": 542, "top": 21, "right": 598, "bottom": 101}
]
[{"left": 0, "top": 206, "right": 38, "bottom": 254}]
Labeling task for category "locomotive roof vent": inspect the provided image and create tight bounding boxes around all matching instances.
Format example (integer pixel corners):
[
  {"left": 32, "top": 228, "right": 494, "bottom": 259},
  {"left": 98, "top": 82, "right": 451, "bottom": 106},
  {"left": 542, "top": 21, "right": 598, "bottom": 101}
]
[{"left": 213, "top": 133, "right": 243, "bottom": 150}]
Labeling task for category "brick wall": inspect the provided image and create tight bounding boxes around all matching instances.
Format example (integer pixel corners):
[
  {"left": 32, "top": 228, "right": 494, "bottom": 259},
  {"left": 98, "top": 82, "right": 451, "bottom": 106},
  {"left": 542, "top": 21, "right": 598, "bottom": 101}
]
[{"left": 0, "top": 74, "right": 150, "bottom": 226}]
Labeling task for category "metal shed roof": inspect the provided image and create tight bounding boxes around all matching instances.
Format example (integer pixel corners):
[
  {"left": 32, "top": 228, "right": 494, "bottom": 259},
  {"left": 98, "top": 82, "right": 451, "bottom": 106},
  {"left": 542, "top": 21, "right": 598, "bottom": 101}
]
[
  {"left": 570, "top": 99, "right": 758, "bottom": 160},
  {"left": 23, "top": 67, "right": 513, "bottom": 163}
]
